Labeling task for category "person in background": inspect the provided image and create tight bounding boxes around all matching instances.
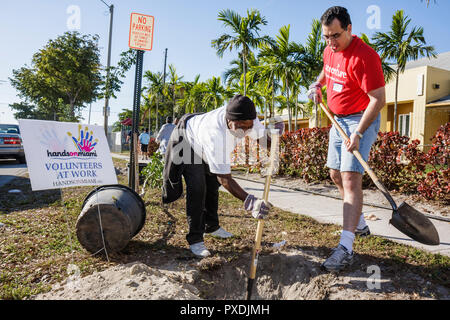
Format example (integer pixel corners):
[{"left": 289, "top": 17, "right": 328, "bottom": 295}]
[
  {"left": 138, "top": 128, "right": 151, "bottom": 160},
  {"left": 156, "top": 116, "right": 176, "bottom": 157}
]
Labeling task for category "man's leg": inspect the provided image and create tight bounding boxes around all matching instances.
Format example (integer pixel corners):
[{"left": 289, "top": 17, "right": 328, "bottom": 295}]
[
  {"left": 203, "top": 170, "right": 220, "bottom": 234},
  {"left": 182, "top": 162, "right": 207, "bottom": 245},
  {"left": 341, "top": 171, "right": 363, "bottom": 234}
]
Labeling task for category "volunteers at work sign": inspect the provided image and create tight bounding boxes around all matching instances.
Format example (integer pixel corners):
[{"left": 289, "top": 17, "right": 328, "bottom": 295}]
[{"left": 18, "top": 120, "right": 118, "bottom": 191}]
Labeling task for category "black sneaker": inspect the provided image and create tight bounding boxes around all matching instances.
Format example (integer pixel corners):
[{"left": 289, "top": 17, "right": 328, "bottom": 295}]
[
  {"left": 355, "top": 225, "right": 371, "bottom": 237},
  {"left": 321, "top": 245, "right": 354, "bottom": 272}
]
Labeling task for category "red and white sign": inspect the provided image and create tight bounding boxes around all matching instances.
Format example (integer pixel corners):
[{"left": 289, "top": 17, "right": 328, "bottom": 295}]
[{"left": 128, "top": 13, "right": 155, "bottom": 51}]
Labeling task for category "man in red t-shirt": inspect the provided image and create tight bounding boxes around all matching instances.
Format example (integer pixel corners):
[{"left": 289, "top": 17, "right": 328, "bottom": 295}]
[{"left": 307, "top": 6, "right": 386, "bottom": 272}]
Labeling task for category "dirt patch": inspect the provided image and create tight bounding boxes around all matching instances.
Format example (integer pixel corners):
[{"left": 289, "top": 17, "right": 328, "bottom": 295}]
[
  {"left": 32, "top": 248, "right": 449, "bottom": 300},
  {"left": 32, "top": 262, "right": 201, "bottom": 300}
]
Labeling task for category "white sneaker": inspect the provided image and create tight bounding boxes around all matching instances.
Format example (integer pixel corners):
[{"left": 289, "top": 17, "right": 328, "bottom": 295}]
[
  {"left": 205, "top": 227, "right": 233, "bottom": 239},
  {"left": 190, "top": 242, "right": 211, "bottom": 257}
]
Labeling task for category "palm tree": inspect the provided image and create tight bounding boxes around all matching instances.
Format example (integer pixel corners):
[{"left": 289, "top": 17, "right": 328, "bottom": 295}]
[
  {"left": 211, "top": 8, "right": 273, "bottom": 96},
  {"left": 360, "top": 33, "right": 396, "bottom": 83},
  {"left": 222, "top": 51, "right": 258, "bottom": 89},
  {"left": 259, "top": 25, "right": 304, "bottom": 131},
  {"left": 179, "top": 75, "right": 206, "bottom": 114},
  {"left": 143, "top": 71, "right": 164, "bottom": 131},
  {"left": 250, "top": 55, "right": 282, "bottom": 120},
  {"left": 372, "top": 10, "right": 436, "bottom": 132},
  {"left": 301, "top": 19, "right": 326, "bottom": 87},
  {"left": 167, "top": 64, "right": 184, "bottom": 118},
  {"left": 202, "top": 76, "right": 227, "bottom": 111}
]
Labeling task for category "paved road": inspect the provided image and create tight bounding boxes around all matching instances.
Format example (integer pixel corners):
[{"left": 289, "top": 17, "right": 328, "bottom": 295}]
[{"left": 0, "top": 159, "right": 28, "bottom": 187}]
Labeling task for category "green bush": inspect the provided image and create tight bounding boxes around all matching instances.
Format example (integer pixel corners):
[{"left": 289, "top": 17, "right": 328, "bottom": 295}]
[{"left": 140, "top": 152, "right": 164, "bottom": 189}]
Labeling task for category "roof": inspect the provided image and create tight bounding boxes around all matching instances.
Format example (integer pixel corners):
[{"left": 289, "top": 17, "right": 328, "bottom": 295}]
[
  {"left": 426, "top": 94, "right": 450, "bottom": 107},
  {"left": 398, "top": 51, "right": 450, "bottom": 71},
  {"left": 120, "top": 118, "right": 132, "bottom": 126}
]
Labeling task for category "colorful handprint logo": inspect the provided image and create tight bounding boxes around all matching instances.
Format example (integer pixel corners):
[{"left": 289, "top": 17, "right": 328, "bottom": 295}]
[{"left": 67, "top": 124, "right": 98, "bottom": 152}]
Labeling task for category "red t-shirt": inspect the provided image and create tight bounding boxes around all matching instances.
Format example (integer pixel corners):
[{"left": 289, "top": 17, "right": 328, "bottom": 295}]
[{"left": 323, "top": 35, "right": 385, "bottom": 115}]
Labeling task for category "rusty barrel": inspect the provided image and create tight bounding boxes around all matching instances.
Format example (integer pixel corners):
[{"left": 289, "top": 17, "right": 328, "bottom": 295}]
[{"left": 76, "top": 184, "right": 146, "bottom": 254}]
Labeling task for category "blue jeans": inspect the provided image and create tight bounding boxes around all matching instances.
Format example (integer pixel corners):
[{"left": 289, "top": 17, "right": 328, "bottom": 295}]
[{"left": 326, "top": 113, "right": 380, "bottom": 174}]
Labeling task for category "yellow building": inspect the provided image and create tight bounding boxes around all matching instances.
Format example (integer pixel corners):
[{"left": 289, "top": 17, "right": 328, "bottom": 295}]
[{"left": 382, "top": 51, "right": 450, "bottom": 149}]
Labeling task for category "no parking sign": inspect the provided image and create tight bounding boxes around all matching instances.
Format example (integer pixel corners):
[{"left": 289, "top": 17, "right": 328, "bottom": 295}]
[{"left": 128, "top": 13, "right": 154, "bottom": 51}]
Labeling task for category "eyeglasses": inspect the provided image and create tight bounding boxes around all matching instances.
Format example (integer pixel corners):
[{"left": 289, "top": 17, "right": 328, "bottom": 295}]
[{"left": 322, "top": 30, "right": 346, "bottom": 41}]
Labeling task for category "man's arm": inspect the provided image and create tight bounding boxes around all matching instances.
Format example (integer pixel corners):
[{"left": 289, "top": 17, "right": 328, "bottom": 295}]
[
  {"left": 155, "top": 127, "right": 164, "bottom": 143},
  {"left": 316, "top": 70, "right": 326, "bottom": 86},
  {"left": 346, "top": 86, "right": 386, "bottom": 152},
  {"left": 216, "top": 173, "right": 248, "bottom": 201}
]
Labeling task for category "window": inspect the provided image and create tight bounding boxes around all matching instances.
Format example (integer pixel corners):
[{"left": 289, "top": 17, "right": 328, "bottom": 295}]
[{"left": 398, "top": 114, "right": 410, "bottom": 137}]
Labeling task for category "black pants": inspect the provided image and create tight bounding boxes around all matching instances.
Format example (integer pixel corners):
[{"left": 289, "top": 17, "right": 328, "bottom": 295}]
[{"left": 182, "top": 150, "right": 221, "bottom": 245}]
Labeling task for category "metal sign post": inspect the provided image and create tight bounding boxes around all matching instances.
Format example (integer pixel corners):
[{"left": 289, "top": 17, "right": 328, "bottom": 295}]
[
  {"left": 128, "top": 13, "right": 154, "bottom": 191},
  {"left": 129, "top": 50, "right": 144, "bottom": 190}
]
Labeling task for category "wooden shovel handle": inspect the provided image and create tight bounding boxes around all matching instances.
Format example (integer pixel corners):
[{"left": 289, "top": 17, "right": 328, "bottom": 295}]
[
  {"left": 318, "top": 103, "right": 397, "bottom": 211},
  {"left": 248, "top": 131, "right": 279, "bottom": 280}
]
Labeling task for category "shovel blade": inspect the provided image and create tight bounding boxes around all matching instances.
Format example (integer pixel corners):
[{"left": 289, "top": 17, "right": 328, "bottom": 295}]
[{"left": 389, "top": 202, "right": 440, "bottom": 246}]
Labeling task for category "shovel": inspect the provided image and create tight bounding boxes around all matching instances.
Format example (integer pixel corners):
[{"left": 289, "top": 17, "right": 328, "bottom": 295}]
[
  {"left": 318, "top": 102, "right": 440, "bottom": 246},
  {"left": 246, "top": 126, "right": 280, "bottom": 300}
]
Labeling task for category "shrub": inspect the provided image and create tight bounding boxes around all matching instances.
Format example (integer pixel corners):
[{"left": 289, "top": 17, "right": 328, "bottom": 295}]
[
  {"left": 140, "top": 152, "right": 164, "bottom": 189},
  {"left": 278, "top": 126, "right": 331, "bottom": 182},
  {"left": 148, "top": 138, "right": 159, "bottom": 156},
  {"left": 231, "top": 122, "right": 449, "bottom": 203}
]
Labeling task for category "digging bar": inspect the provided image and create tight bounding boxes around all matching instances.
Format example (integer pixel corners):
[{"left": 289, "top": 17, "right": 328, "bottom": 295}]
[{"left": 246, "top": 127, "right": 280, "bottom": 300}]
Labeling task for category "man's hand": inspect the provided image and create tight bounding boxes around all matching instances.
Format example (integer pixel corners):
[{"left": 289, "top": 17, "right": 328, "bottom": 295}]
[
  {"left": 244, "top": 194, "right": 272, "bottom": 219},
  {"left": 346, "top": 132, "right": 360, "bottom": 153},
  {"left": 307, "top": 82, "right": 323, "bottom": 103}
]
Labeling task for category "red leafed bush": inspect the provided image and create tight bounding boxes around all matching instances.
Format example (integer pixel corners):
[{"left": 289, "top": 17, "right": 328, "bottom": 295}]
[
  {"left": 416, "top": 123, "right": 449, "bottom": 202},
  {"left": 232, "top": 122, "right": 448, "bottom": 203},
  {"left": 367, "top": 132, "right": 428, "bottom": 193},
  {"left": 426, "top": 122, "right": 449, "bottom": 167},
  {"left": 279, "top": 126, "right": 331, "bottom": 183},
  {"left": 148, "top": 138, "right": 159, "bottom": 156}
]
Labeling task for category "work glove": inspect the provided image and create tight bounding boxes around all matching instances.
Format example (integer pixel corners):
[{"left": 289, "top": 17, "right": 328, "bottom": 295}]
[
  {"left": 307, "top": 82, "right": 323, "bottom": 103},
  {"left": 244, "top": 194, "right": 272, "bottom": 219}
]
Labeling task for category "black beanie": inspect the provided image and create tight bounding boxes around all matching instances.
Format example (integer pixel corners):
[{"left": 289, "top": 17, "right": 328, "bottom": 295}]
[{"left": 225, "top": 95, "right": 256, "bottom": 121}]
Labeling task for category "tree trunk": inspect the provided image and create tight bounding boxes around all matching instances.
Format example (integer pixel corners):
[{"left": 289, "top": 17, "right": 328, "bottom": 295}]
[
  {"left": 285, "top": 71, "right": 291, "bottom": 132},
  {"left": 155, "top": 96, "right": 159, "bottom": 132},
  {"left": 242, "top": 49, "right": 247, "bottom": 96},
  {"left": 271, "top": 76, "right": 275, "bottom": 118},
  {"left": 264, "top": 99, "right": 268, "bottom": 128},
  {"left": 394, "top": 68, "right": 399, "bottom": 132},
  {"left": 172, "top": 86, "right": 176, "bottom": 119},
  {"left": 294, "top": 94, "right": 298, "bottom": 131},
  {"left": 148, "top": 107, "right": 151, "bottom": 135}
]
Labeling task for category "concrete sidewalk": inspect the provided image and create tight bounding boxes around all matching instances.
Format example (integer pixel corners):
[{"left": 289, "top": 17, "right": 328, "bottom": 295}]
[
  {"left": 227, "top": 178, "right": 450, "bottom": 257},
  {"left": 111, "top": 152, "right": 150, "bottom": 164}
]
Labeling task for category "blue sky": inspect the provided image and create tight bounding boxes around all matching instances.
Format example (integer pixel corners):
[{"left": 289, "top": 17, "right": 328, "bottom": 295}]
[{"left": 1, "top": 0, "right": 449, "bottom": 126}]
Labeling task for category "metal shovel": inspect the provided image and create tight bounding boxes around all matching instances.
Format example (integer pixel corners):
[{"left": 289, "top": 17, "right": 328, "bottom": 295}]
[{"left": 319, "top": 102, "right": 440, "bottom": 246}]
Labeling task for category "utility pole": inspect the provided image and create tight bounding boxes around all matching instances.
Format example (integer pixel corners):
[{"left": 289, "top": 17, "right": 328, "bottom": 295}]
[
  {"left": 88, "top": 103, "right": 92, "bottom": 124},
  {"left": 160, "top": 48, "right": 168, "bottom": 130},
  {"left": 101, "top": 1, "right": 114, "bottom": 138}
]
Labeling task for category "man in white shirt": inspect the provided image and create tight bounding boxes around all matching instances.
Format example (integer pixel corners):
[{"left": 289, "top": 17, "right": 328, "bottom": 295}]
[
  {"left": 162, "top": 95, "right": 282, "bottom": 257},
  {"left": 155, "top": 116, "right": 176, "bottom": 156}
]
